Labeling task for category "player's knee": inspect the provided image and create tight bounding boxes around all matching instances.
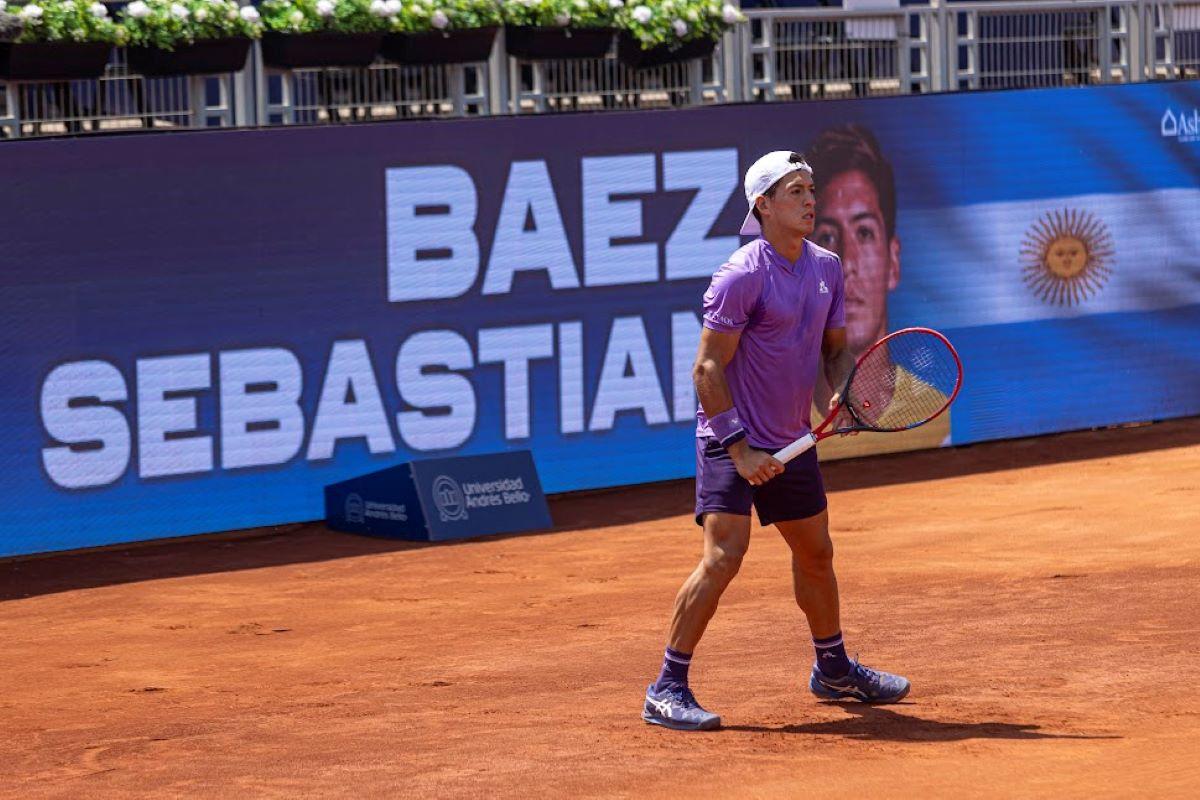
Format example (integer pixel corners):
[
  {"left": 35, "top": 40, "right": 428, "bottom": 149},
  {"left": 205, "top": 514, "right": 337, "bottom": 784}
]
[
  {"left": 704, "top": 544, "right": 746, "bottom": 583},
  {"left": 792, "top": 539, "right": 834, "bottom": 574},
  {"left": 704, "top": 553, "right": 743, "bottom": 584}
]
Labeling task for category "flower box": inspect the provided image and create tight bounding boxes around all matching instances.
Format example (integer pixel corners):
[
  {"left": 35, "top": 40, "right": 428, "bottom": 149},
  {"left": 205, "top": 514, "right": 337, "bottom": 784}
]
[
  {"left": 127, "top": 36, "right": 252, "bottom": 77},
  {"left": 0, "top": 40, "right": 112, "bottom": 81},
  {"left": 616, "top": 30, "right": 715, "bottom": 69},
  {"left": 260, "top": 31, "right": 383, "bottom": 69},
  {"left": 380, "top": 26, "right": 498, "bottom": 65},
  {"left": 504, "top": 25, "right": 615, "bottom": 60}
]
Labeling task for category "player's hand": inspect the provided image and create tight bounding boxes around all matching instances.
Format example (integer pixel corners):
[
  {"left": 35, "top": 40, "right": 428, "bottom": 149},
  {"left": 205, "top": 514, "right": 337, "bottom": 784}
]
[
  {"left": 729, "top": 441, "right": 785, "bottom": 486},
  {"left": 827, "top": 392, "right": 858, "bottom": 437}
]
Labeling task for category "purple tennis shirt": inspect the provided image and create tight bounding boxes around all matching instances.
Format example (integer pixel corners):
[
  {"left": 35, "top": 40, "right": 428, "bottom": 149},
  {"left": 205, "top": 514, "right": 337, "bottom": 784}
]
[{"left": 697, "top": 238, "right": 846, "bottom": 449}]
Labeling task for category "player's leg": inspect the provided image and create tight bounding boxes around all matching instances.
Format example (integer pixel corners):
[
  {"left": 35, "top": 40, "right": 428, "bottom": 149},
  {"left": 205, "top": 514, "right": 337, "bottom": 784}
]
[
  {"left": 643, "top": 512, "right": 749, "bottom": 731},
  {"left": 758, "top": 448, "right": 910, "bottom": 704},
  {"left": 667, "top": 511, "right": 751, "bottom": 653},
  {"left": 776, "top": 508, "right": 841, "bottom": 641},
  {"left": 642, "top": 438, "right": 752, "bottom": 731},
  {"left": 754, "top": 448, "right": 838, "bottom": 639}
]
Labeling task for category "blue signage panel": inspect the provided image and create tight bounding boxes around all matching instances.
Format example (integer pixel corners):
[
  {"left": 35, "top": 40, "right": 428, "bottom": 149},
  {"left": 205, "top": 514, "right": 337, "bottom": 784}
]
[
  {"left": 410, "top": 451, "right": 552, "bottom": 541},
  {"left": 325, "top": 463, "right": 426, "bottom": 540},
  {"left": 324, "top": 451, "right": 550, "bottom": 542},
  {"left": 2, "top": 80, "right": 1199, "bottom": 557}
]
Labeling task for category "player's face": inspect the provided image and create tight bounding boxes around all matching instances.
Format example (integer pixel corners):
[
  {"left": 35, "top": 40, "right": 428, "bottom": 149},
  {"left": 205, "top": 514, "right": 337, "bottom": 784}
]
[
  {"left": 758, "top": 171, "right": 816, "bottom": 239},
  {"left": 810, "top": 169, "right": 900, "bottom": 354}
]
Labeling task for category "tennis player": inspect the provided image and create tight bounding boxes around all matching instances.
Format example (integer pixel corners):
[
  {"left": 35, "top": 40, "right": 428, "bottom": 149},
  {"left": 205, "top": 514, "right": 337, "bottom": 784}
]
[{"left": 642, "top": 151, "right": 910, "bottom": 732}]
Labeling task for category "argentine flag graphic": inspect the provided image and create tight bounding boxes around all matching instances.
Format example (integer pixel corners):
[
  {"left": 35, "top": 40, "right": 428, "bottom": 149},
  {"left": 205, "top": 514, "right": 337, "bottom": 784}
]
[
  {"left": 878, "top": 82, "right": 1200, "bottom": 445},
  {"left": 901, "top": 187, "right": 1200, "bottom": 330}
]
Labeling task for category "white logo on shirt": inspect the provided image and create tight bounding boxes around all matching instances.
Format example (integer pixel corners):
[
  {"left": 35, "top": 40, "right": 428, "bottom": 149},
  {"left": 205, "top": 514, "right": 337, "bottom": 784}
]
[{"left": 818, "top": 280, "right": 829, "bottom": 294}]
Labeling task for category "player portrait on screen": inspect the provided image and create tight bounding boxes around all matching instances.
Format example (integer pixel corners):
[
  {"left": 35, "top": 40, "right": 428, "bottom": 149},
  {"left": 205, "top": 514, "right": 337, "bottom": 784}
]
[{"left": 805, "top": 124, "right": 949, "bottom": 457}]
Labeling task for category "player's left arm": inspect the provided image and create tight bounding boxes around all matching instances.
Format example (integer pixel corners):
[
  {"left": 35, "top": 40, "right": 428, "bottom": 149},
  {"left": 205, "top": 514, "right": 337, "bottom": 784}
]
[
  {"left": 821, "top": 327, "right": 854, "bottom": 411},
  {"left": 821, "top": 258, "right": 853, "bottom": 412}
]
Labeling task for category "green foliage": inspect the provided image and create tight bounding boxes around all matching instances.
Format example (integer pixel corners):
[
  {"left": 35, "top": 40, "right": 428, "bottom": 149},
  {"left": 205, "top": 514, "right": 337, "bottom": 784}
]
[
  {"left": 389, "top": 0, "right": 502, "bottom": 33},
  {"left": 617, "top": 0, "right": 743, "bottom": 48},
  {"left": 1, "top": 0, "right": 746, "bottom": 56},
  {"left": 6, "top": 0, "right": 121, "bottom": 45},
  {"left": 120, "top": 0, "right": 263, "bottom": 50},
  {"left": 382, "top": 0, "right": 744, "bottom": 44},
  {"left": 260, "top": 0, "right": 394, "bottom": 35},
  {"left": 500, "top": 0, "right": 618, "bottom": 30}
]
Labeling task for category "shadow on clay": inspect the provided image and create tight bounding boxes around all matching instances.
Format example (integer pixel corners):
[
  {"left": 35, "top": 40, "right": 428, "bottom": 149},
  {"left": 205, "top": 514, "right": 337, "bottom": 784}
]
[{"left": 723, "top": 702, "right": 1121, "bottom": 742}]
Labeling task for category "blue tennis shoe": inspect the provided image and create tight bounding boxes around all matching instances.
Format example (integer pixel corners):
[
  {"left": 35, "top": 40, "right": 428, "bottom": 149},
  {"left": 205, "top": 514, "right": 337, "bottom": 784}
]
[
  {"left": 642, "top": 684, "right": 721, "bottom": 731},
  {"left": 809, "top": 660, "right": 911, "bottom": 703}
]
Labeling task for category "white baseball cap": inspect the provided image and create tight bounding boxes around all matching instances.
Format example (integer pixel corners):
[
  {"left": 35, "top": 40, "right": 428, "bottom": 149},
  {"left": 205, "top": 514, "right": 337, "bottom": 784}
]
[{"left": 739, "top": 150, "right": 813, "bottom": 236}]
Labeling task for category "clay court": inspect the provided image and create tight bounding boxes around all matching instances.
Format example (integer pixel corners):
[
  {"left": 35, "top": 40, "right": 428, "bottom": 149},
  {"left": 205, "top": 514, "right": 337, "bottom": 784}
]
[{"left": 2, "top": 419, "right": 1198, "bottom": 798}]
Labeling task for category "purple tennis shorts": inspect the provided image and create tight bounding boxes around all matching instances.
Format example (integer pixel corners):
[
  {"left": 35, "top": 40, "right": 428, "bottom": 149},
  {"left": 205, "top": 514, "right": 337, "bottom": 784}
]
[{"left": 694, "top": 436, "right": 827, "bottom": 526}]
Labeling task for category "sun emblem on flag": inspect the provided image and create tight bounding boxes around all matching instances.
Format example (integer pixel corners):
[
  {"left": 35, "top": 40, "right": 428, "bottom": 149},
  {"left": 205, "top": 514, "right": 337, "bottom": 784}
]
[{"left": 1020, "top": 208, "right": 1115, "bottom": 306}]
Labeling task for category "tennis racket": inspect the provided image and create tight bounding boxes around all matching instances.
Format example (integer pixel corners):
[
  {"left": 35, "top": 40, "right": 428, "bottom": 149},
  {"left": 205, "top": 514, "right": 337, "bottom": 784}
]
[{"left": 773, "top": 327, "right": 963, "bottom": 464}]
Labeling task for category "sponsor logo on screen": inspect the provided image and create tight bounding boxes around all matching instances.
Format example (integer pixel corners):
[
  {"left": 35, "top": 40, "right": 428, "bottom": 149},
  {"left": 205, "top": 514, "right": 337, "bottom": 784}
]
[
  {"left": 1020, "top": 209, "right": 1114, "bottom": 306},
  {"left": 1161, "top": 108, "right": 1200, "bottom": 143}
]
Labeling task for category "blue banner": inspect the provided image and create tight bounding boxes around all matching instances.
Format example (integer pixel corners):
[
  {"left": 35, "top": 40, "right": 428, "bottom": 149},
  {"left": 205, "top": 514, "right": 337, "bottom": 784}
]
[{"left": 3, "top": 80, "right": 1199, "bottom": 557}]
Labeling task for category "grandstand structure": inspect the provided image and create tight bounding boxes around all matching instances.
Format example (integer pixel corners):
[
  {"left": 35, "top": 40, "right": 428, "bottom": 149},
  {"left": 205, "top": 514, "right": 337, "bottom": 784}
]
[{"left": 1, "top": 1, "right": 1198, "bottom": 138}]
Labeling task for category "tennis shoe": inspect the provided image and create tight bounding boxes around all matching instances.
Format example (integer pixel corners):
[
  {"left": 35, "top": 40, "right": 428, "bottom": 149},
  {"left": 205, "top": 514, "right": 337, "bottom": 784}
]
[
  {"left": 809, "top": 659, "right": 910, "bottom": 703},
  {"left": 642, "top": 684, "right": 721, "bottom": 731}
]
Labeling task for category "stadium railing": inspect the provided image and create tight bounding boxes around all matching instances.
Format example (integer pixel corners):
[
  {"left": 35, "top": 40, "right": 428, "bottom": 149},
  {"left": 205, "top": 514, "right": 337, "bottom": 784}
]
[
  {"left": 1148, "top": 0, "right": 1200, "bottom": 79},
  {"left": 739, "top": 5, "right": 934, "bottom": 100},
  {"left": 948, "top": 0, "right": 1139, "bottom": 90},
  {"left": 256, "top": 59, "right": 487, "bottom": 126},
  {"left": 2, "top": 0, "right": 1198, "bottom": 139},
  {"left": 0, "top": 48, "right": 239, "bottom": 139}
]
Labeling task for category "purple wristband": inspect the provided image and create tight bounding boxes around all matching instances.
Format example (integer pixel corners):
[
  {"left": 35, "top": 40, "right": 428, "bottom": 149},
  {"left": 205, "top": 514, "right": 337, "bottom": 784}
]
[{"left": 708, "top": 407, "right": 746, "bottom": 448}]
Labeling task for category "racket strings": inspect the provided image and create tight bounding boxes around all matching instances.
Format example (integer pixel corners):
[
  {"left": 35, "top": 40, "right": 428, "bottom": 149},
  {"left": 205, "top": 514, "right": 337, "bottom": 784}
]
[{"left": 847, "top": 333, "right": 960, "bottom": 431}]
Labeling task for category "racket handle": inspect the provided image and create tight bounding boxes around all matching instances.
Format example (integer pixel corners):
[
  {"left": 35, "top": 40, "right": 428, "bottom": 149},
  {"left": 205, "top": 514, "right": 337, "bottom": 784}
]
[{"left": 772, "top": 433, "right": 817, "bottom": 465}]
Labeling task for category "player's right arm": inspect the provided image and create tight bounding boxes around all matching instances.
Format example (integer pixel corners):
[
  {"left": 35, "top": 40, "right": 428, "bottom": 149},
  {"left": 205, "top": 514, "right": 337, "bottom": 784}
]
[{"left": 693, "top": 328, "right": 784, "bottom": 487}]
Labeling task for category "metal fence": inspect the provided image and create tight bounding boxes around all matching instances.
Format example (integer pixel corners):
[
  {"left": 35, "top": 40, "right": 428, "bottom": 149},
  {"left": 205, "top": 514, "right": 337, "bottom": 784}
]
[
  {"left": 509, "top": 51, "right": 725, "bottom": 113},
  {"left": 259, "top": 63, "right": 487, "bottom": 125},
  {"left": 2, "top": 1, "right": 1199, "bottom": 139},
  {"left": 0, "top": 50, "right": 235, "bottom": 139},
  {"left": 1149, "top": 0, "right": 1200, "bottom": 79},
  {"left": 741, "top": 7, "right": 933, "bottom": 101},
  {"left": 947, "top": 0, "right": 1138, "bottom": 90}
]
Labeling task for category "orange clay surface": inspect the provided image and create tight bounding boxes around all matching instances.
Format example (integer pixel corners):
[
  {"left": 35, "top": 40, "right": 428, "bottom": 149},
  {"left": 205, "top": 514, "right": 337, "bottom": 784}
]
[{"left": 2, "top": 419, "right": 1199, "bottom": 799}]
